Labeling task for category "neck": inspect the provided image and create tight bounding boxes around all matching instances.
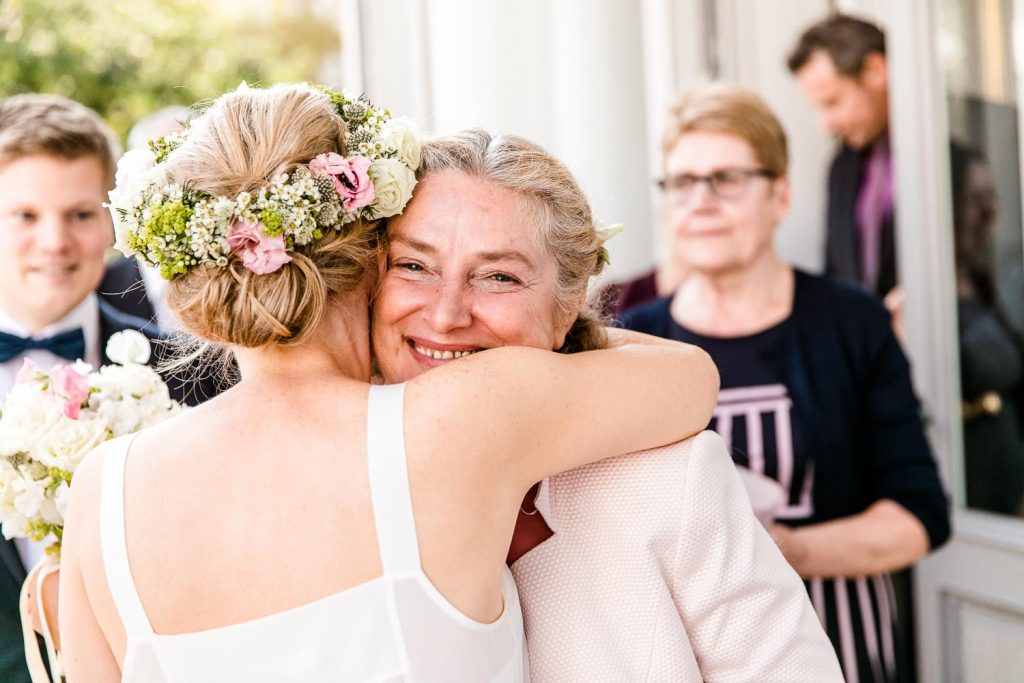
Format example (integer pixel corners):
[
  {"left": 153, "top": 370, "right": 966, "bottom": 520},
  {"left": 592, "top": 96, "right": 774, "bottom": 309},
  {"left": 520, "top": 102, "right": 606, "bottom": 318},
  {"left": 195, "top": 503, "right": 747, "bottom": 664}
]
[
  {"left": 670, "top": 252, "right": 793, "bottom": 337},
  {"left": 232, "top": 298, "right": 371, "bottom": 389}
]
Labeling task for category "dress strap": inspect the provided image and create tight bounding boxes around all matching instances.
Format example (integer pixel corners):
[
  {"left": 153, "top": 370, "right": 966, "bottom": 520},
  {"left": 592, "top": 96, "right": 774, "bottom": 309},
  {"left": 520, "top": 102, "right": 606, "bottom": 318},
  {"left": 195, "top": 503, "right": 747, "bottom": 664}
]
[
  {"left": 100, "top": 434, "right": 154, "bottom": 639},
  {"left": 366, "top": 384, "right": 421, "bottom": 574}
]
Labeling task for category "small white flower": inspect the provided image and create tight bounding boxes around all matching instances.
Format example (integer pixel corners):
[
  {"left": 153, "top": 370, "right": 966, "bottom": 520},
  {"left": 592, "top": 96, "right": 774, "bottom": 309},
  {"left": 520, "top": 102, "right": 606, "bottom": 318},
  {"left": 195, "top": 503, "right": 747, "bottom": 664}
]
[
  {"left": 105, "top": 330, "right": 152, "bottom": 365},
  {"left": 12, "top": 475, "right": 47, "bottom": 520},
  {"left": 54, "top": 481, "right": 70, "bottom": 519}
]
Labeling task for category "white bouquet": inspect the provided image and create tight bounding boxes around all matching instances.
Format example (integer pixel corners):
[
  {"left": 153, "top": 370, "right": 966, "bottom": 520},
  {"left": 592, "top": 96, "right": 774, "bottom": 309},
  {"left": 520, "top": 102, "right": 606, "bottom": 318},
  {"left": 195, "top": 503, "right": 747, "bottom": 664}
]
[{"left": 0, "top": 330, "right": 183, "bottom": 556}]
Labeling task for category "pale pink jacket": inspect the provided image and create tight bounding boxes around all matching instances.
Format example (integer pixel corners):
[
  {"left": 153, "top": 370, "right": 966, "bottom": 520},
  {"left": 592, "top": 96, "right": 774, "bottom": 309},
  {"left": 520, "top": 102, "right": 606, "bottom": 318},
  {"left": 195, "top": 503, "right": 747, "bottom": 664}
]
[{"left": 511, "top": 430, "right": 844, "bottom": 682}]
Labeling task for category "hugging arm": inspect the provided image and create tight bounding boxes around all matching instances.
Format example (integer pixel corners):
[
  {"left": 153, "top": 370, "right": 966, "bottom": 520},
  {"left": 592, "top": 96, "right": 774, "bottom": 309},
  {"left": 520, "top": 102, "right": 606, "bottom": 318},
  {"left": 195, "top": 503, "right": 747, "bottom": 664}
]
[
  {"left": 412, "top": 333, "right": 718, "bottom": 488},
  {"left": 670, "top": 433, "right": 844, "bottom": 682}
]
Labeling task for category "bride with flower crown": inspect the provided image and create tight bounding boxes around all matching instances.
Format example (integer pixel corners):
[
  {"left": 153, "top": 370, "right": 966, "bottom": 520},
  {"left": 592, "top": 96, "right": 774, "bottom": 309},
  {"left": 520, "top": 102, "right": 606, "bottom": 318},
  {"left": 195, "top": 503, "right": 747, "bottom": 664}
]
[{"left": 55, "top": 82, "right": 717, "bottom": 681}]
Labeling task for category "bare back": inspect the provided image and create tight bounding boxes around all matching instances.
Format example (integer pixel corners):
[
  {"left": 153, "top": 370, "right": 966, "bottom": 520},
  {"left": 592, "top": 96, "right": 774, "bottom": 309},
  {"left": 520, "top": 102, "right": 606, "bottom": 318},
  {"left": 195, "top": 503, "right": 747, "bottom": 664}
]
[{"left": 75, "top": 375, "right": 524, "bottom": 667}]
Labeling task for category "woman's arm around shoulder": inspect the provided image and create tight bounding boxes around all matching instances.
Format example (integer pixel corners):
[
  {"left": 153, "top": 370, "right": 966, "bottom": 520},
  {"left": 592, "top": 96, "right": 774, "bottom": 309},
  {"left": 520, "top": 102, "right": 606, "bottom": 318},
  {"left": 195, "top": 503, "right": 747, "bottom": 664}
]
[
  {"left": 666, "top": 431, "right": 844, "bottom": 682},
  {"left": 60, "top": 442, "right": 123, "bottom": 681},
  {"left": 406, "top": 332, "right": 718, "bottom": 489}
]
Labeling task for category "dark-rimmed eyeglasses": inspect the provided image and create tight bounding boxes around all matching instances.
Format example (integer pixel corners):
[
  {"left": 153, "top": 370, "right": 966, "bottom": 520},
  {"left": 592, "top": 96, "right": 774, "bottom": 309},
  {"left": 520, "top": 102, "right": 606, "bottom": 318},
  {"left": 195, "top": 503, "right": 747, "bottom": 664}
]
[{"left": 656, "top": 168, "right": 776, "bottom": 203}]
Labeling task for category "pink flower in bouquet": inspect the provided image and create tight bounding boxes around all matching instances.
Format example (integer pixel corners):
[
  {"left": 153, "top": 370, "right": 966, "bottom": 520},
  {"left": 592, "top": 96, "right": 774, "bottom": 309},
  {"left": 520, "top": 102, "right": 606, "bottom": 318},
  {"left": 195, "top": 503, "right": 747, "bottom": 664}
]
[
  {"left": 227, "top": 220, "right": 292, "bottom": 275},
  {"left": 309, "top": 153, "right": 375, "bottom": 211},
  {"left": 47, "top": 364, "right": 90, "bottom": 419},
  {"left": 15, "top": 358, "right": 41, "bottom": 384}
]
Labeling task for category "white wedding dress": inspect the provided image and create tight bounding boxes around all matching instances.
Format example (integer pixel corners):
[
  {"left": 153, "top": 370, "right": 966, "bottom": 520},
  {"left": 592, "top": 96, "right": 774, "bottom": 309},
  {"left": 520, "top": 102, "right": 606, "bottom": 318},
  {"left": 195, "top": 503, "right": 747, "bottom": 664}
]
[{"left": 100, "top": 384, "right": 529, "bottom": 681}]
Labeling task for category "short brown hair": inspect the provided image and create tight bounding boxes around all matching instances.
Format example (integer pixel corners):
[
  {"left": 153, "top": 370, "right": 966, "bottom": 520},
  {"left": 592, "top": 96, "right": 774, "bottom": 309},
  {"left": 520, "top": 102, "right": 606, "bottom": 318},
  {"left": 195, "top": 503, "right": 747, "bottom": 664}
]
[
  {"left": 663, "top": 85, "right": 788, "bottom": 178},
  {"left": 787, "top": 14, "right": 886, "bottom": 77},
  {"left": 0, "top": 94, "right": 120, "bottom": 187}
]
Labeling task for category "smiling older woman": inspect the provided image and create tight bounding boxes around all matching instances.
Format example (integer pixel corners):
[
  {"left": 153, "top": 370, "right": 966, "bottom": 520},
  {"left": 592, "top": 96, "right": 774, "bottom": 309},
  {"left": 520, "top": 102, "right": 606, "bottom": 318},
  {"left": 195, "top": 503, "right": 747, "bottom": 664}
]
[{"left": 373, "top": 129, "right": 844, "bottom": 682}]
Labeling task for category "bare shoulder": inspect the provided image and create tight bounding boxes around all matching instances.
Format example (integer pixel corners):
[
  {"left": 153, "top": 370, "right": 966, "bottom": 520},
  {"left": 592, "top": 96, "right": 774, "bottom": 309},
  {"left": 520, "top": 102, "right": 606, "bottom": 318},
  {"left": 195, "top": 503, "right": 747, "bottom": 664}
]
[{"left": 67, "top": 436, "right": 129, "bottom": 513}]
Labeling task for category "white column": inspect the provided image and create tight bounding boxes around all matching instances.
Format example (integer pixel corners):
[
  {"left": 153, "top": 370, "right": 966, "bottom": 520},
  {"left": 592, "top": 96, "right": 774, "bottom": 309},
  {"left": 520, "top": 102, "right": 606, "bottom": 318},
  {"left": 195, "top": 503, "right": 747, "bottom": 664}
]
[
  {"left": 356, "top": 0, "right": 654, "bottom": 280},
  {"left": 714, "top": 0, "right": 834, "bottom": 273},
  {"left": 546, "top": 0, "right": 653, "bottom": 279}
]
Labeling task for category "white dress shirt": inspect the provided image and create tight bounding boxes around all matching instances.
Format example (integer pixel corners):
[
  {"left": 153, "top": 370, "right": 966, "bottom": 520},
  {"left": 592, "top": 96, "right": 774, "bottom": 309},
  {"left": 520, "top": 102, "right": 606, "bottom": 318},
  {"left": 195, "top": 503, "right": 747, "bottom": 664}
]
[{"left": 0, "top": 294, "right": 101, "bottom": 570}]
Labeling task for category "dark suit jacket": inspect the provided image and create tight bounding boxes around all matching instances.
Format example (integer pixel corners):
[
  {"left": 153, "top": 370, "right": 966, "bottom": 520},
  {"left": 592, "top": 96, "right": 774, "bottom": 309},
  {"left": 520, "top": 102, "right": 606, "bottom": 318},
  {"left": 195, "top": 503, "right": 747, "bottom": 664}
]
[
  {"left": 825, "top": 144, "right": 898, "bottom": 298},
  {"left": 98, "top": 256, "right": 156, "bottom": 323},
  {"left": 827, "top": 140, "right": 970, "bottom": 300},
  {"left": 98, "top": 259, "right": 230, "bottom": 405}
]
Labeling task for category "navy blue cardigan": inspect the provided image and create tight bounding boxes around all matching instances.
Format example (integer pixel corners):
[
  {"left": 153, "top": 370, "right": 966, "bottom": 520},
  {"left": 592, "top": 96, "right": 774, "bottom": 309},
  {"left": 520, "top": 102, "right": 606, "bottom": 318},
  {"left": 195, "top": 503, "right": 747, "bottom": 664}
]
[{"left": 620, "top": 270, "right": 952, "bottom": 550}]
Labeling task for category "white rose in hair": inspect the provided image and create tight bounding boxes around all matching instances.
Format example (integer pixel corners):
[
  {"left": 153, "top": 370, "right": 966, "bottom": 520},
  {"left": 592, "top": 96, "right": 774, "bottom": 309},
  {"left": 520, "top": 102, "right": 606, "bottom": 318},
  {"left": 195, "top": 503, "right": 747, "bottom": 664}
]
[
  {"left": 106, "top": 330, "right": 152, "bottom": 365},
  {"left": 114, "top": 148, "right": 157, "bottom": 191},
  {"left": 381, "top": 117, "right": 423, "bottom": 168},
  {"left": 108, "top": 160, "right": 168, "bottom": 258},
  {"left": 369, "top": 159, "right": 417, "bottom": 218}
]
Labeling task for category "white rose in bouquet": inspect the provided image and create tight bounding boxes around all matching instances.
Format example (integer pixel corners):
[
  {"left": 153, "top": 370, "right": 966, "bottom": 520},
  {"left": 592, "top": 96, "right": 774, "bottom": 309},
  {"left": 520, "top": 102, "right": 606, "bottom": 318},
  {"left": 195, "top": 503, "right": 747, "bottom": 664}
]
[{"left": 0, "top": 331, "right": 184, "bottom": 556}]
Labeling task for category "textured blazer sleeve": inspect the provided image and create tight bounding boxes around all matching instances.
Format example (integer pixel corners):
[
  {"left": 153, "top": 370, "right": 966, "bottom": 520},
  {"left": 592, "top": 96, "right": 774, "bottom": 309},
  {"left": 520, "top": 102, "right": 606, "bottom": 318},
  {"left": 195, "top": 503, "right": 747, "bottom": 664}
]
[{"left": 667, "top": 431, "right": 844, "bottom": 683}]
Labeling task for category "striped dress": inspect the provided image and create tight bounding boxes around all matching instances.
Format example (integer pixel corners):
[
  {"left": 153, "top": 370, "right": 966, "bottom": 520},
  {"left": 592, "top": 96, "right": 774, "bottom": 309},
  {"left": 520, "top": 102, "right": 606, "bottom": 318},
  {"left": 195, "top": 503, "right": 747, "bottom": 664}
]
[{"left": 676, "top": 321, "right": 899, "bottom": 683}]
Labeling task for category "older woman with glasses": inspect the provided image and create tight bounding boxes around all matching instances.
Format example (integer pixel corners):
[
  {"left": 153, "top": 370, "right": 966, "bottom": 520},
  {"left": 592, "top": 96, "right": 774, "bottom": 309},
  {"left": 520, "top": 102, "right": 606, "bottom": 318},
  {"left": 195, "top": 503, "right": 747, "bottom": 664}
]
[{"left": 621, "top": 85, "right": 951, "bottom": 683}]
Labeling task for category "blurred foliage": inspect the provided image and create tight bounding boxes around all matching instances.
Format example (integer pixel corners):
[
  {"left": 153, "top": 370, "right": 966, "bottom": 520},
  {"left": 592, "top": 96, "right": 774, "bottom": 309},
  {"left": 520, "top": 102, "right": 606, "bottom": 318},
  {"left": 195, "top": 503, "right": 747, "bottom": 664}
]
[{"left": 0, "top": 0, "right": 341, "bottom": 142}]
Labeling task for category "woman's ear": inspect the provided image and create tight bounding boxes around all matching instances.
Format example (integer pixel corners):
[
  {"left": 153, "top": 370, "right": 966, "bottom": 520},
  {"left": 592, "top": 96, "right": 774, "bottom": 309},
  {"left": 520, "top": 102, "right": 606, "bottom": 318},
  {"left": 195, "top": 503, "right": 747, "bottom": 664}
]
[
  {"left": 553, "top": 294, "right": 587, "bottom": 350},
  {"left": 771, "top": 176, "right": 792, "bottom": 224}
]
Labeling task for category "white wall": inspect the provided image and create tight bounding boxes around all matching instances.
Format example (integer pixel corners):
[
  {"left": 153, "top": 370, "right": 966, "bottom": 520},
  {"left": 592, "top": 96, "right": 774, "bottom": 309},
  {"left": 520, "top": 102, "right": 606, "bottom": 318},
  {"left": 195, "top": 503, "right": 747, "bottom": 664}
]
[
  {"left": 351, "top": 0, "right": 838, "bottom": 281},
  {"left": 355, "top": 0, "right": 654, "bottom": 280},
  {"left": 711, "top": 0, "right": 834, "bottom": 273}
]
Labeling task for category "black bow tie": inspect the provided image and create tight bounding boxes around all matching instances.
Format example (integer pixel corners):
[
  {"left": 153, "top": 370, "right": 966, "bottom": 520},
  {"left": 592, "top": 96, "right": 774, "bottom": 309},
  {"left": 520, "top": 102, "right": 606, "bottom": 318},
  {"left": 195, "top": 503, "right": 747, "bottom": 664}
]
[{"left": 0, "top": 328, "right": 87, "bottom": 363}]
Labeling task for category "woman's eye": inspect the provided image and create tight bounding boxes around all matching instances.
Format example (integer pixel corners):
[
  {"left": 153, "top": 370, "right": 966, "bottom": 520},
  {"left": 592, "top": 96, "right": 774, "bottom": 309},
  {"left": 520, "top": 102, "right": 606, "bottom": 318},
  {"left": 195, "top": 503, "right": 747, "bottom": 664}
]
[
  {"left": 13, "top": 211, "right": 36, "bottom": 222},
  {"left": 483, "top": 272, "right": 522, "bottom": 286},
  {"left": 390, "top": 260, "right": 423, "bottom": 272}
]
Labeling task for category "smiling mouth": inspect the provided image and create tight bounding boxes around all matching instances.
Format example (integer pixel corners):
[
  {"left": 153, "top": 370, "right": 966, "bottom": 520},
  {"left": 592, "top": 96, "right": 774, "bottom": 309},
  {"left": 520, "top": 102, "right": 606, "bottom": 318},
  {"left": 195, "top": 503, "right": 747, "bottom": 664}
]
[
  {"left": 29, "top": 265, "right": 78, "bottom": 276},
  {"left": 408, "top": 340, "right": 483, "bottom": 361}
]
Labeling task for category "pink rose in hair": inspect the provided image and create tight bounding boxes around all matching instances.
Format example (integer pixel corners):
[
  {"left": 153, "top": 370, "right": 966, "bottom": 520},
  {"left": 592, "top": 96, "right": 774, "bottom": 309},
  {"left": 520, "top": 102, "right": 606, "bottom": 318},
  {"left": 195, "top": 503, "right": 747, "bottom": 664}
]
[
  {"left": 47, "top": 364, "right": 90, "bottom": 419},
  {"left": 227, "top": 220, "right": 292, "bottom": 275},
  {"left": 309, "top": 153, "right": 375, "bottom": 211}
]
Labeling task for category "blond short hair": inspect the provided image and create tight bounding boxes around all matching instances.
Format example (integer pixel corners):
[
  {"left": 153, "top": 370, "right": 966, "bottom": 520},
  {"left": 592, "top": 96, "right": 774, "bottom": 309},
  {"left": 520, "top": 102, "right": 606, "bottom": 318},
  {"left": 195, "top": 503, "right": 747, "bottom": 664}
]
[
  {"left": 0, "top": 94, "right": 120, "bottom": 187},
  {"left": 662, "top": 85, "right": 788, "bottom": 178},
  {"left": 162, "top": 83, "right": 379, "bottom": 348}
]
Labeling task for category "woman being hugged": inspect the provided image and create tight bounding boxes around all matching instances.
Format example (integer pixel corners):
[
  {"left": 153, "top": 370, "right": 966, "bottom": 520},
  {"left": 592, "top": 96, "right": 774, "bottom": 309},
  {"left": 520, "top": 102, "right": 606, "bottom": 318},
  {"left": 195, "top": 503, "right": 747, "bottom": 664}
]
[
  {"left": 373, "top": 129, "right": 845, "bottom": 682},
  {"left": 58, "top": 83, "right": 717, "bottom": 682}
]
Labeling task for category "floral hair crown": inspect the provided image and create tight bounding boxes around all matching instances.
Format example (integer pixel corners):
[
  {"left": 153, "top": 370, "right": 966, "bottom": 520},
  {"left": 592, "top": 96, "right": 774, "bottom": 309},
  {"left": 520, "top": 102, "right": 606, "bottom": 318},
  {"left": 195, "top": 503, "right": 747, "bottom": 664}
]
[{"left": 107, "top": 84, "right": 422, "bottom": 278}]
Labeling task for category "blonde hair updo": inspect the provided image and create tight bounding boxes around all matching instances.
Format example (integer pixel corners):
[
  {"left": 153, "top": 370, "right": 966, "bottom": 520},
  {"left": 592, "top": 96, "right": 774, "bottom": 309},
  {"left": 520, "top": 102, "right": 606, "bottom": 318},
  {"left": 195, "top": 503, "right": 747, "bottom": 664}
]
[{"left": 161, "top": 83, "right": 379, "bottom": 348}]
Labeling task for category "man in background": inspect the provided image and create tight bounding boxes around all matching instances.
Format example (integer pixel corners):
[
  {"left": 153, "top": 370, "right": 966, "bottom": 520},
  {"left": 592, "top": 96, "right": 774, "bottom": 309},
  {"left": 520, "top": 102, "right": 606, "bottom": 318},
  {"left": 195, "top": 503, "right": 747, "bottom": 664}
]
[
  {"left": 788, "top": 14, "right": 896, "bottom": 300},
  {"left": 0, "top": 92, "right": 152, "bottom": 683}
]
